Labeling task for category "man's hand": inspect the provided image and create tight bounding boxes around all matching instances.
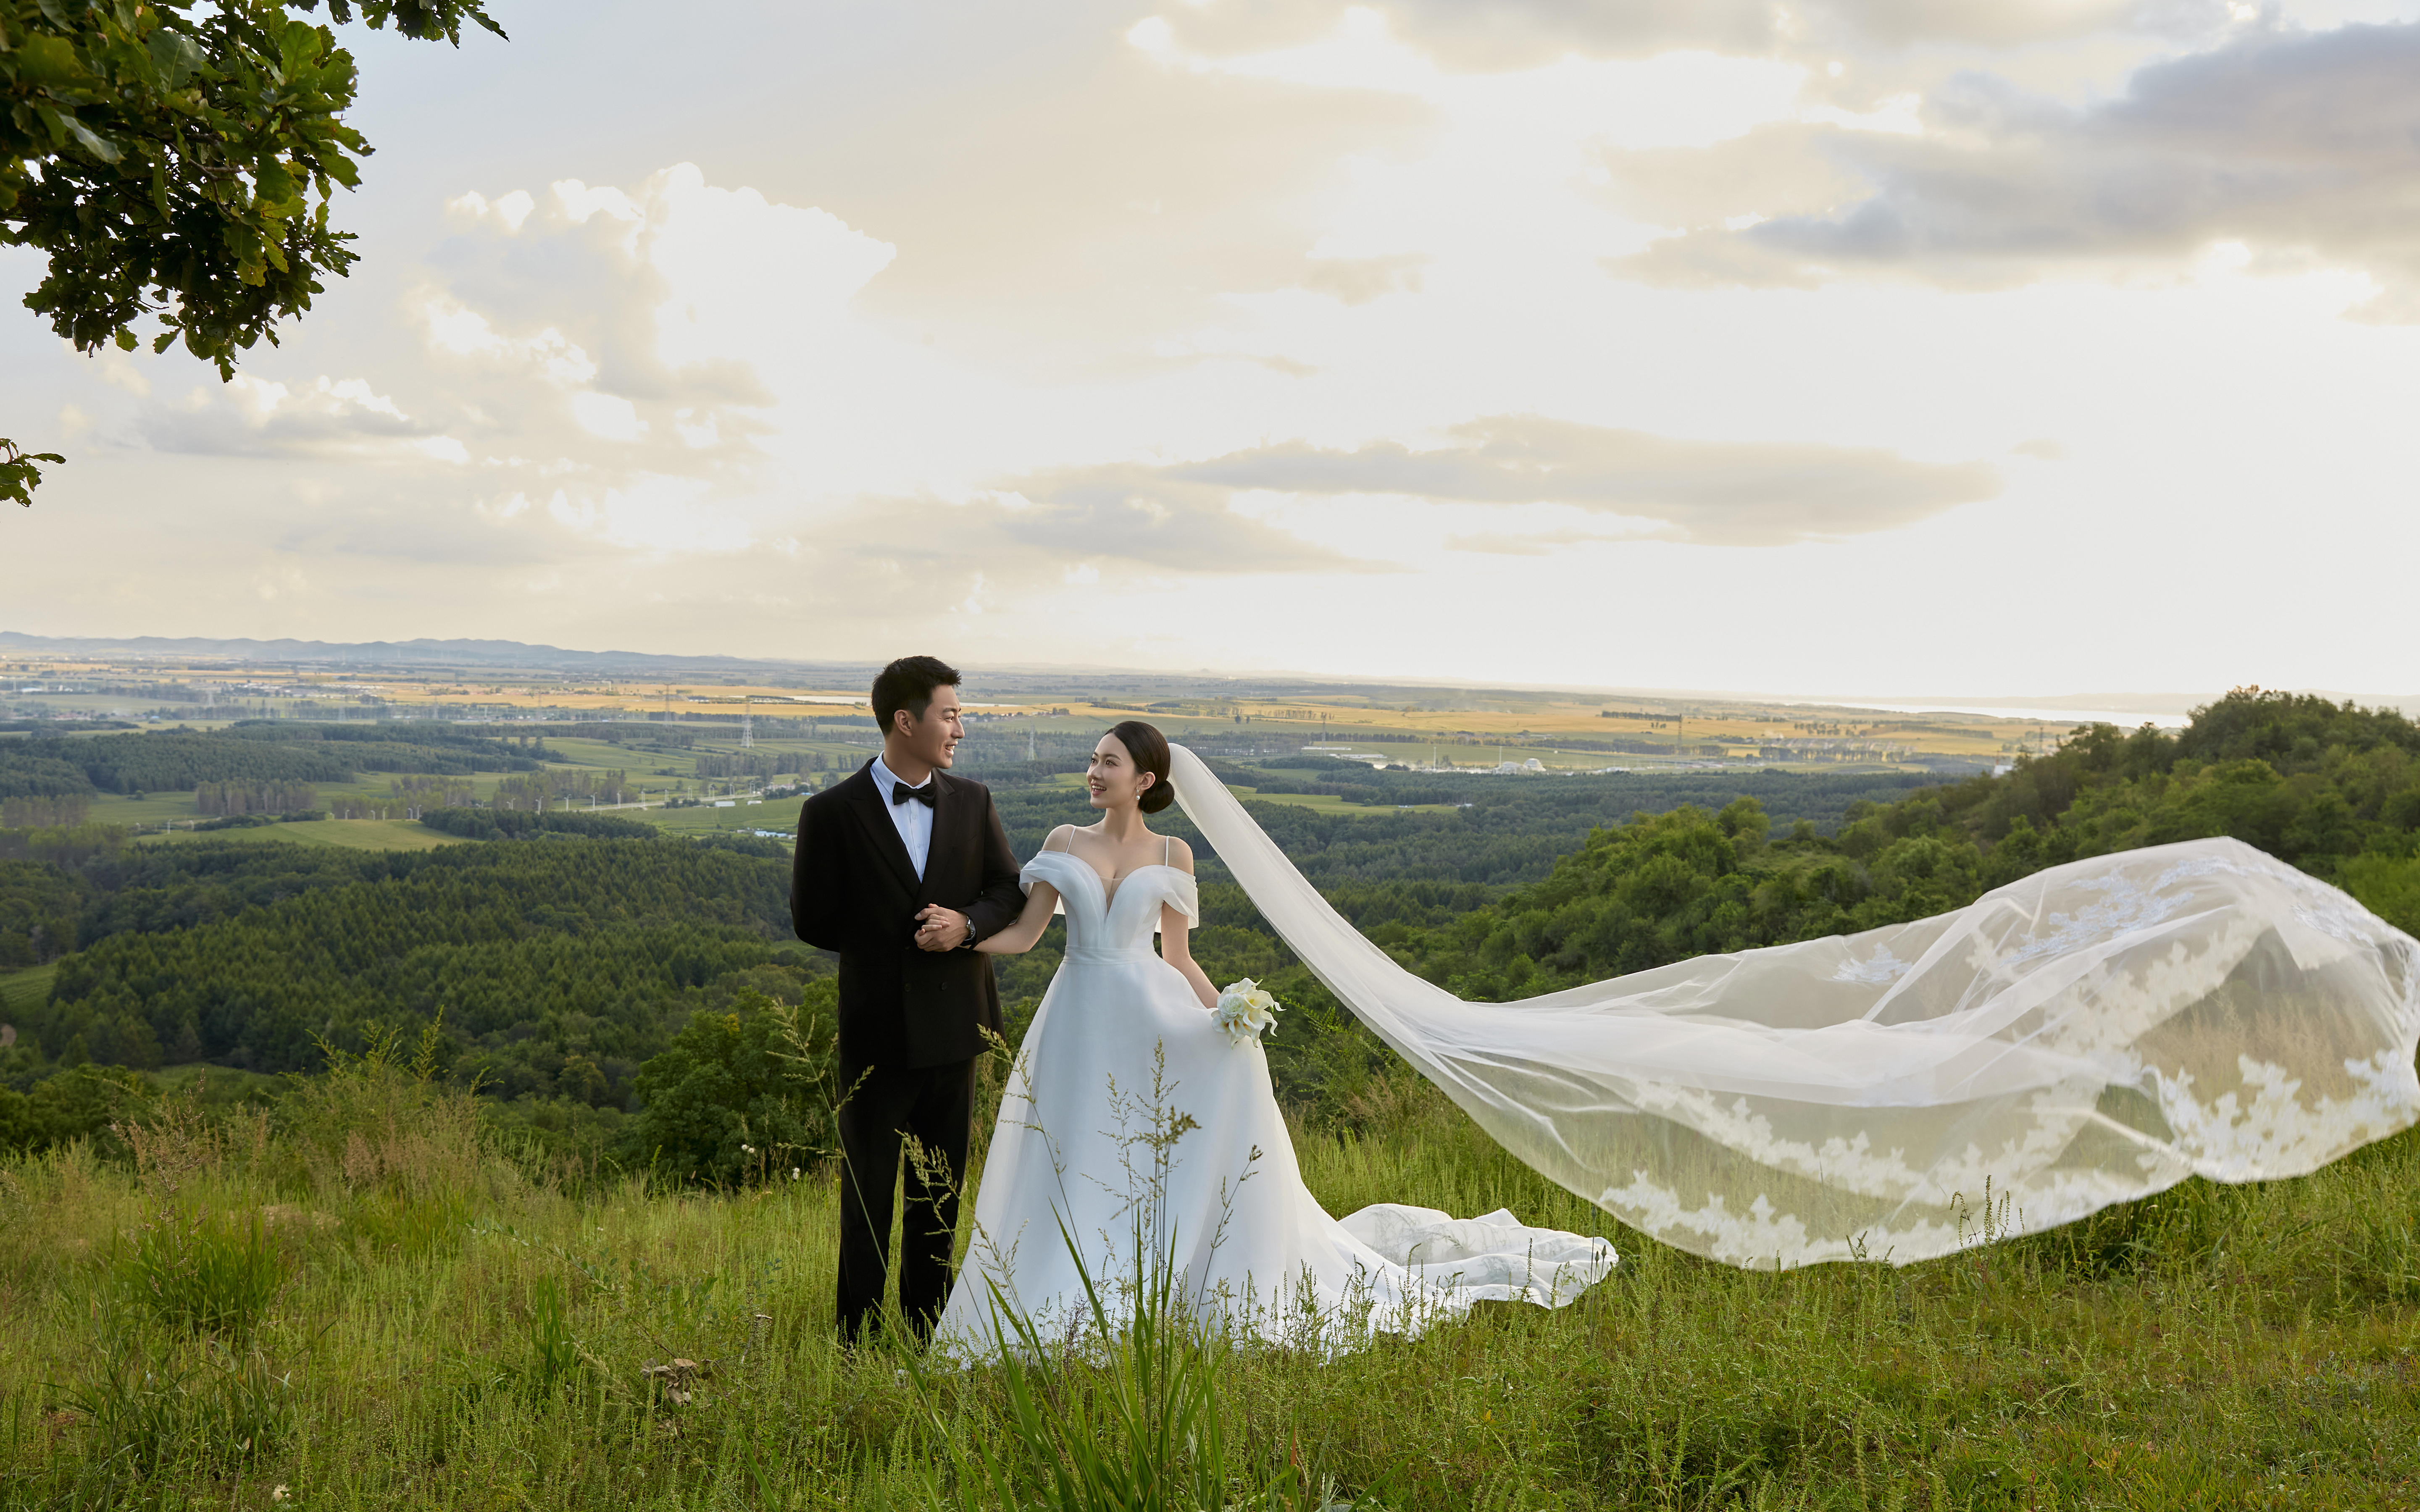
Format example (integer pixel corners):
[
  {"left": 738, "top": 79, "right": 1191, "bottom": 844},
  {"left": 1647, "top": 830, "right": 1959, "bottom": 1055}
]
[{"left": 914, "top": 904, "right": 971, "bottom": 952}]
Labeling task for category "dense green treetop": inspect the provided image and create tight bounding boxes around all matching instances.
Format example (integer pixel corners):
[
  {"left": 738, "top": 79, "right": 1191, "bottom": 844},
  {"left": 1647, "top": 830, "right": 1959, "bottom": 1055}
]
[{"left": 2, "top": 0, "right": 502, "bottom": 501}]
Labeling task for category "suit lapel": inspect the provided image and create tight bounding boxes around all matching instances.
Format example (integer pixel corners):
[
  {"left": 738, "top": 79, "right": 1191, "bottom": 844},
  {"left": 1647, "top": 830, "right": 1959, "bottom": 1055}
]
[
  {"left": 918, "top": 772, "right": 963, "bottom": 905},
  {"left": 843, "top": 763, "right": 921, "bottom": 897}
]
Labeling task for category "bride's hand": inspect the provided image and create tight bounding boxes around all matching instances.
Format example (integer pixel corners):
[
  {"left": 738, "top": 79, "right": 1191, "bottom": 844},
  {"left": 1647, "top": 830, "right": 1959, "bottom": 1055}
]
[
  {"left": 976, "top": 881, "right": 1057, "bottom": 955},
  {"left": 914, "top": 904, "right": 970, "bottom": 951}
]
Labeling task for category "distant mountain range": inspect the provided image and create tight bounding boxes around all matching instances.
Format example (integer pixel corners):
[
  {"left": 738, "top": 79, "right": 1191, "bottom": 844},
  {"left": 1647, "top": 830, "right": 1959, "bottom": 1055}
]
[
  {"left": 5, "top": 632, "right": 2411, "bottom": 719},
  {"left": 0, "top": 632, "right": 835, "bottom": 675}
]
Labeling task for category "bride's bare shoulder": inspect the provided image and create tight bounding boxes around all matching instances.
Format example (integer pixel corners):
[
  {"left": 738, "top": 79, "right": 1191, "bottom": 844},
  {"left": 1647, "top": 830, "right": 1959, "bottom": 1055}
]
[
  {"left": 1041, "top": 824, "right": 1079, "bottom": 853},
  {"left": 1157, "top": 835, "right": 1196, "bottom": 874}
]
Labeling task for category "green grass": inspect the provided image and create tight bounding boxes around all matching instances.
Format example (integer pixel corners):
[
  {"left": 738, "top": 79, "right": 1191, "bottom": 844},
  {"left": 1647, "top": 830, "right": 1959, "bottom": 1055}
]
[
  {"left": 131, "top": 818, "right": 468, "bottom": 852},
  {"left": 5, "top": 1062, "right": 2416, "bottom": 1509},
  {"left": 0, "top": 963, "right": 55, "bottom": 1016},
  {"left": 633, "top": 795, "right": 802, "bottom": 838}
]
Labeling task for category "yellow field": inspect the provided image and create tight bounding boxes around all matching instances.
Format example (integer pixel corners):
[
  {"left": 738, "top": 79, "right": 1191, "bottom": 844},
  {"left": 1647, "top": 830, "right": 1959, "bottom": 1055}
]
[{"left": 8, "top": 650, "right": 2107, "bottom": 770}]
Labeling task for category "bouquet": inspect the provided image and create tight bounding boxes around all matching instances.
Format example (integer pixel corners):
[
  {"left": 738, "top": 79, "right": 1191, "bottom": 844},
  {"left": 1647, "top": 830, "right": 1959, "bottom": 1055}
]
[{"left": 1213, "top": 978, "right": 1283, "bottom": 1047}]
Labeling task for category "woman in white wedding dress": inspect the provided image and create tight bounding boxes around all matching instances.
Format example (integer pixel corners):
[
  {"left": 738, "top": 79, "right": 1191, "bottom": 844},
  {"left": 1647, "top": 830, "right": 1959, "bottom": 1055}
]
[
  {"left": 934, "top": 722, "right": 1615, "bottom": 1354},
  {"left": 938, "top": 722, "right": 2420, "bottom": 1353}
]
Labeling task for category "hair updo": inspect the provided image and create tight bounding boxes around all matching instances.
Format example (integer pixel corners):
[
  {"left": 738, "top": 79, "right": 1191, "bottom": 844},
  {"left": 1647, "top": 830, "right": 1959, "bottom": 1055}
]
[{"left": 1107, "top": 720, "right": 1176, "bottom": 815}]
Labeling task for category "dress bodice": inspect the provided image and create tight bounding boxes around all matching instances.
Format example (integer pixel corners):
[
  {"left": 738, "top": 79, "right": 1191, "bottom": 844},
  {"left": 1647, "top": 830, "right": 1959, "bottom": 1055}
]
[{"left": 1021, "top": 849, "right": 1200, "bottom": 954}]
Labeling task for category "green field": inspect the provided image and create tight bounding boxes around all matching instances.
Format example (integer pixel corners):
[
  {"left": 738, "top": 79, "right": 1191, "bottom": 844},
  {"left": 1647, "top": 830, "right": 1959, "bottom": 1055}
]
[
  {"left": 4, "top": 1059, "right": 2415, "bottom": 1509},
  {"left": 132, "top": 818, "right": 468, "bottom": 852},
  {"left": 0, "top": 963, "right": 54, "bottom": 1016}
]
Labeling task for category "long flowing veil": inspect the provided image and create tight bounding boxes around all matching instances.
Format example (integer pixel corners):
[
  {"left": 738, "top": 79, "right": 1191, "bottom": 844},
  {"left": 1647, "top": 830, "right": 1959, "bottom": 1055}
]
[{"left": 1165, "top": 745, "right": 2420, "bottom": 1267}]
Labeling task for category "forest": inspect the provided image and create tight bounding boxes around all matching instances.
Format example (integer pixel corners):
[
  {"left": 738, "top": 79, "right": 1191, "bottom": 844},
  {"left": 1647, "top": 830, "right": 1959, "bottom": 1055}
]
[
  {"left": 0, "top": 722, "right": 551, "bottom": 802},
  {"left": 3, "top": 688, "right": 2417, "bottom": 1179}
]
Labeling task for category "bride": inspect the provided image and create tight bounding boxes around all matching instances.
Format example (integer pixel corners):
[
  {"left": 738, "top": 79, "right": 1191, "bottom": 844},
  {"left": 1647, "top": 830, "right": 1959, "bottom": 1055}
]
[
  {"left": 938, "top": 721, "right": 2419, "bottom": 1350},
  {"left": 934, "top": 721, "right": 1615, "bottom": 1353}
]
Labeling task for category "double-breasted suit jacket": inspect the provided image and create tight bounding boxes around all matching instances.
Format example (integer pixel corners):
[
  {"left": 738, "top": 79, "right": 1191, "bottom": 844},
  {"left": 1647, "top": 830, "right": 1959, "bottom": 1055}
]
[{"left": 791, "top": 761, "right": 1026, "bottom": 1070}]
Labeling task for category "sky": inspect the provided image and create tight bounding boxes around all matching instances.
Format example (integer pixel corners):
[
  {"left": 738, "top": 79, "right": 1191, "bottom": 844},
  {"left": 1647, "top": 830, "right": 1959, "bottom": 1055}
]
[{"left": 7, "top": 0, "right": 2419, "bottom": 699}]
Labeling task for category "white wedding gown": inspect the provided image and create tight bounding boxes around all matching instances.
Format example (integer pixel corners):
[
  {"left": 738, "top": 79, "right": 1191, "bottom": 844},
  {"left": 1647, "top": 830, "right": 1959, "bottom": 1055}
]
[
  {"left": 934, "top": 846, "right": 1617, "bottom": 1355},
  {"left": 939, "top": 744, "right": 2420, "bottom": 1353}
]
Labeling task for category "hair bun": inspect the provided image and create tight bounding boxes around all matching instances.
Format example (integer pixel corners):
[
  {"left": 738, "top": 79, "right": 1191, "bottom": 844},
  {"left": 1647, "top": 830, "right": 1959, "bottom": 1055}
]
[{"left": 1105, "top": 719, "right": 1176, "bottom": 816}]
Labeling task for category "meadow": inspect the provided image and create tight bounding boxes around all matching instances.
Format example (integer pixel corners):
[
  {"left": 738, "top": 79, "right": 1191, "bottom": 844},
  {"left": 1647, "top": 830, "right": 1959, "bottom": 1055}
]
[
  {"left": 4, "top": 1048, "right": 2416, "bottom": 1512},
  {"left": 7, "top": 690, "right": 2420, "bottom": 1508}
]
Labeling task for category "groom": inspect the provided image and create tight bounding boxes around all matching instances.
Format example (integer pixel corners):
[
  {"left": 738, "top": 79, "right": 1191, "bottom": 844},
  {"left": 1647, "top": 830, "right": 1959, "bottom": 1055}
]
[{"left": 792, "top": 655, "right": 1025, "bottom": 1342}]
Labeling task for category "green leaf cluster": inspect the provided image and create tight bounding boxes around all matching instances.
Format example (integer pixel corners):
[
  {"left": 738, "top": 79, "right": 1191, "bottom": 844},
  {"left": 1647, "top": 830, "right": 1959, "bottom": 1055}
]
[
  {"left": 3, "top": 0, "right": 499, "bottom": 373},
  {"left": 1, "top": 434, "right": 63, "bottom": 504},
  {"left": 619, "top": 983, "right": 841, "bottom": 1186}
]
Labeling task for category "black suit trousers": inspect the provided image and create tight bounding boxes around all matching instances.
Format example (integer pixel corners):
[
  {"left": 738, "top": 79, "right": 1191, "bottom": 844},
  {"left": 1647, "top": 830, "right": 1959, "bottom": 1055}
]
[{"left": 835, "top": 1055, "right": 974, "bottom": 1340}]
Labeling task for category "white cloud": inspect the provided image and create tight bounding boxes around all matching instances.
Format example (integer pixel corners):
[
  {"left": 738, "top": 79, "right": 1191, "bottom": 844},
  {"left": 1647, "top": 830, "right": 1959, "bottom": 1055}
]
[
  {"left": 1615, "top": 23, "right": 2420, "bottom": 318},
  {"left": 569, "top": 391, "right": 647, "bottom": 442},
  {"left": 9, "top": 1, "right": 2419, "bottom": 696}
]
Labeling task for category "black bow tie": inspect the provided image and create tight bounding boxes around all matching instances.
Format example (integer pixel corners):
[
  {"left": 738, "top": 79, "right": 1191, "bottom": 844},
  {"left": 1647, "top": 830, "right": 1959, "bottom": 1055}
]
[{"left": 892, "top": 781, "right": 935, "bottom": 808}]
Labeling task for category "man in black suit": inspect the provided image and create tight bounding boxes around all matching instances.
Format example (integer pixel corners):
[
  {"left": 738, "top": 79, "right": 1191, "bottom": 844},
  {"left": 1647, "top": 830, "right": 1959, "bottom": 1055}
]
[{"left": 792, "top": 655, "right": 1025, "bottom": 1341}]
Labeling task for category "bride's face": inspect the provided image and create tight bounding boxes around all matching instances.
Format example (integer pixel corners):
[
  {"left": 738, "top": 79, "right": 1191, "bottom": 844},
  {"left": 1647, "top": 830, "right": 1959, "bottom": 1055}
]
[{"left": 1086, "top": 735, "right": 1156, "bottom": 812}]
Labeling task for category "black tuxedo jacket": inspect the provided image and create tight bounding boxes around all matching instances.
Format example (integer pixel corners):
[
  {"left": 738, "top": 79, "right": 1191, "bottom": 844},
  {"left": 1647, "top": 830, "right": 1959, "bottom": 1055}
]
[{"left": 792, "top": 761, "right": 1026, "bottom": 1069}]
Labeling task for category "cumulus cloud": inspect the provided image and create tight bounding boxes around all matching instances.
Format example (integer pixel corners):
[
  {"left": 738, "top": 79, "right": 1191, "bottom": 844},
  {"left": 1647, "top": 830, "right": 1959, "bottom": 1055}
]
[
  {"left": 1141, "top": 0, "right": 2169, "bottom": 73},
  {"left": 1615, "top": 23, "right": 2420, "bottom": 317},
  {"left": 422, "top": 164, "right": 879, "bottom": 460},
  {"left": 861, "top": 478, "right": 1366, "bottom": 578},
  {"left": 136, "top": 375, "right": 448, "bottom": 459},
  {"left": 1128, "top": 416, "right": 1997, "bottom": 546}
]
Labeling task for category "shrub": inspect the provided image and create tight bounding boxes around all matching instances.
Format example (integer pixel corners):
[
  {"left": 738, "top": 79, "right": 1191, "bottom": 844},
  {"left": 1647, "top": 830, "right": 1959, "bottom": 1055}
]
[{"left": 619, "top": 984, "right": 839, "bottom": 1184}]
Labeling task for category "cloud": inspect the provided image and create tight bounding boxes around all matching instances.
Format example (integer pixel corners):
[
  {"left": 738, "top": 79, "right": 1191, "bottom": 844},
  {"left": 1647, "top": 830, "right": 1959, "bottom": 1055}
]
[
  {"left": 1301, "top": 253, "right": 1430, "bottom": 304},
  {"left": 861, "top": 476, "right": 1368, "bottom": 578},
  {"left": 1141, "top": 0, "right": 2169, "bottom": 73},
  {"left": 136, "top": 375, "right": 447, "bottom": 459},
  {"left": 1614, "top": 23, "right": 2420, "bottom": 317},
  {"left": 1151, "top": 415, "right": 1998, "bottom": 546},
  {"left": 416, "top": 164, "right": 885, "bottom": 469},
  {"left": 1444, "top": 527, "right": 1653, "bottom": 556}
]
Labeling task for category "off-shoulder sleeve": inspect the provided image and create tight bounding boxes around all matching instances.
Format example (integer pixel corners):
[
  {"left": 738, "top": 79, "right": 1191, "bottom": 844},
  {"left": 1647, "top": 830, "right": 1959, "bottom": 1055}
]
[
  {"left": 1020, "top": 849, "right": 1078, "bottom": 914},
  {"left": 1160, "top": 870, "right": 1200, "bottom": 927}
]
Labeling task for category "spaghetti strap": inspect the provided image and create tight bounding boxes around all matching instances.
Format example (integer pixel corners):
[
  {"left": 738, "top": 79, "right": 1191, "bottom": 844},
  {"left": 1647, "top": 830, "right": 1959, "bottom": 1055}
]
[{"left": 1163, "top": 835, "right": 1172, "bottom": 866}]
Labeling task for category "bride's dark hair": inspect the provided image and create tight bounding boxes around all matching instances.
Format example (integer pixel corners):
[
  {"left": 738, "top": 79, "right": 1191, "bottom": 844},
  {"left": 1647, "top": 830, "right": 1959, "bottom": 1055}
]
[{"left": 1106, "top": 720, "right": 1176, "bottom": 815}]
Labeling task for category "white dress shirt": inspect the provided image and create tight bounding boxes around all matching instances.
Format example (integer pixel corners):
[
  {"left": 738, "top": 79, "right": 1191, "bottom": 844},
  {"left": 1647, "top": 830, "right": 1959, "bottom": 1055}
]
[{"left": 868, "top": 753, "right": 934, "bottom": 881}]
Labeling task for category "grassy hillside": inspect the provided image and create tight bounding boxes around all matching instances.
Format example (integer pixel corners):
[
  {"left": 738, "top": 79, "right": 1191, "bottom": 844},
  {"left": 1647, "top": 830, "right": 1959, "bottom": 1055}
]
[{"left": 1, "top": 1055, "right": 2413, "bottom": 1509}]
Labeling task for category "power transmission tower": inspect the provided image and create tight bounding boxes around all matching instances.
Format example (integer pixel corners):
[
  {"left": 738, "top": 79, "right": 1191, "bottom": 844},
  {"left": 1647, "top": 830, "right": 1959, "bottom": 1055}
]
[{"left": 742, "top": 694, "right": 752, "bottom": 749}]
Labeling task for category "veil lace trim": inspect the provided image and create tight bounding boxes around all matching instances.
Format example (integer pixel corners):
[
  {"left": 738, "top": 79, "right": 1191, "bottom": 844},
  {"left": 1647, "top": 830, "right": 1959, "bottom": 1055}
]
[{"left": 1164, "top": 744, "right": 2420, "bottom": 1268}]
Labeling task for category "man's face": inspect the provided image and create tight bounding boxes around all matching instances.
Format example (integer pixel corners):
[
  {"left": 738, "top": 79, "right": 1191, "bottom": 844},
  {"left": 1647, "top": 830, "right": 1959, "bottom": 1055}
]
[{"left": 895, "top": 684, "right": 964, "bottom": 769}]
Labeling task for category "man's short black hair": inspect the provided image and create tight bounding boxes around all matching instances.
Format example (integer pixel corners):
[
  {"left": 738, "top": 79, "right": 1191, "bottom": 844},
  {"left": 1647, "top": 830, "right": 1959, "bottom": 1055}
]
[{"left": 872, "top": 655, "right": 961, "bottom": 735}]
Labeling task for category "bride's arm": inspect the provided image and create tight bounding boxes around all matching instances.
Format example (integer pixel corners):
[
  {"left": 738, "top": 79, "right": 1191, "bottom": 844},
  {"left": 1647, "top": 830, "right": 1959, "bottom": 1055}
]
[
  {"left": 975, "top": 825, "right": 1069, "bottom": 956},
  {"left": 1159, "top": 913, "right": 1218, "bottom": 1010},
  {"left": 1155, "top": 838, "right": 1219, "bottom": 1010},
  {"left": 975, "top": 880, "right": 1058, "bottom": 955}
]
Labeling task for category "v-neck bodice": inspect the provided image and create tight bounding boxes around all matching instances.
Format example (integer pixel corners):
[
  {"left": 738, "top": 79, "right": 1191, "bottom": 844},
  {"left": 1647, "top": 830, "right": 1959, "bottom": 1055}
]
[{"left": 1021, "top": 849, "right": 1200, "bottom": 950}]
